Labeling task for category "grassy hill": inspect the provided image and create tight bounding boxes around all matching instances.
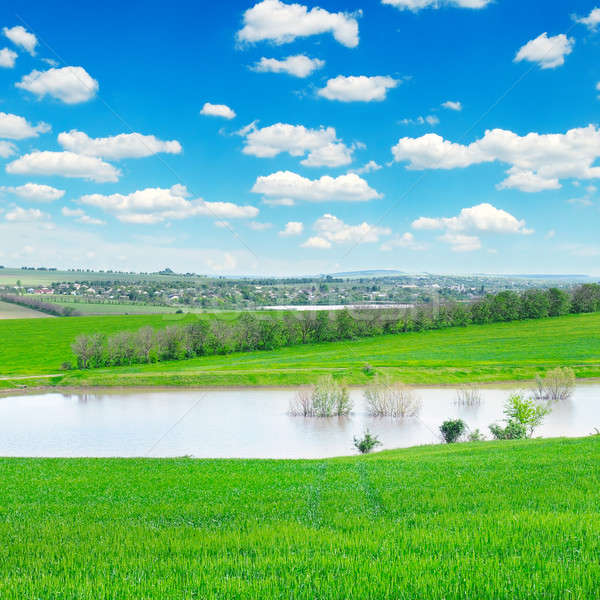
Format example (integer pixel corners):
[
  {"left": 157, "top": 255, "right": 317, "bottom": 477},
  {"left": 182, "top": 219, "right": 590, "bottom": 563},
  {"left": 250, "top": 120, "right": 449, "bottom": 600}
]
[
  {"left": 1, "top": 312, "right": 599, "bottom": 386},
  {"left": 0, "top": 437, "right": 598, "bottom": 598}
]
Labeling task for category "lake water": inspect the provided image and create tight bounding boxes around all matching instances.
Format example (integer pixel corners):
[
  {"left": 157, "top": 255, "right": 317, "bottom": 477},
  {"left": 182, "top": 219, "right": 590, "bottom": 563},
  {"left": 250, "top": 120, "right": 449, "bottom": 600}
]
[{"left": 0, "top": 385, "right": 598, "bottom": 458}]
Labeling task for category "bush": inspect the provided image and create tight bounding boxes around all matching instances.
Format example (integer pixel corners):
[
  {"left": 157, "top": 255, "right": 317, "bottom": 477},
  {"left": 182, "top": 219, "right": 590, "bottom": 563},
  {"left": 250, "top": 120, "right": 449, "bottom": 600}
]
[
  {"left": 533, "top": 367, "right": 575, "bottom": 402},
  {"left": 60, "top": 361, "right": 72, "bottom": 371},
  {"left": 440, "top": 419, "right": 466, "bottom": 443},
  {"left": 467, "top": 428, "right": 486, "bottom": 442},
  {"left": 289, "top": 376, "right": 352, "bottom": 417},
  {"left": 489, "top": 393, "right": 551, "bottom": 439},
  {"left": 362, "top": 363, "right": 375, "bottom": 376},
  {"left": 354, "top": 430, "right": 381, "bottom": 454},
  {"left": 364, "top": 375, "right": 421, "bottom": 417},
  {"left": 455, "top": 384, "right": 483, "bottom": 406}
]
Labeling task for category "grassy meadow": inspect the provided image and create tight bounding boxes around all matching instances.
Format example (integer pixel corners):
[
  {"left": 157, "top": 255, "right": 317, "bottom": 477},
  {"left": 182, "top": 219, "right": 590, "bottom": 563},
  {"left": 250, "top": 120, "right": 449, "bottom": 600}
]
[
  {"left": 0, "top": 311, "right": 599, "bottom": 386},
  {"left": 0, "top": 300, "right": 52, "bottom": 320},
  {"left": 0, "top": 437, "right": 598, "bottom": 598}
]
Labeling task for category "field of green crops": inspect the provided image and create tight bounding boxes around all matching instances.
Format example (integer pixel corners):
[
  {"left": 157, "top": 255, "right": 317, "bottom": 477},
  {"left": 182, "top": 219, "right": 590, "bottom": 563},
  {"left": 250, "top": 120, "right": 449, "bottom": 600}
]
[
  {"left": 0, "top": 437, "right": 598, "bottom": 598},
  {"left": 1, "top": 312, "right": 600, "bottom": 387}
]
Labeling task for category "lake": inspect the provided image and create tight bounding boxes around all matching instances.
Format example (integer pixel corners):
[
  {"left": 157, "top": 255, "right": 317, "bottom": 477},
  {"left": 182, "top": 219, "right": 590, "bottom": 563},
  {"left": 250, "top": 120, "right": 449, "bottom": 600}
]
[{"left": 0, "top": 385, "right": 598, "bottom": 458}]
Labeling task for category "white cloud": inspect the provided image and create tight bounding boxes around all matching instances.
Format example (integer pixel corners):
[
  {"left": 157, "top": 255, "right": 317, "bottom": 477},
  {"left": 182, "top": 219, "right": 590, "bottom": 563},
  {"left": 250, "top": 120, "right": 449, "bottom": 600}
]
[
  {"left": 0, "top": 47, "right": 17, "bottom": 68},
  {"left": 200, "top": 102, "right": 236, "bottom": 120},
  {"left": 16, "top": 66, "right": 99, "bottom": 104},
  {"left": 6, "top": 151, "right": 120, "bottom": 183},
  {"left": 302, "top": 236, "right": 331, "bottom": 249},
  {"left": 57, "top": 130, "right": 182, "bottom": 159},
  {"left": 413, "top": 203, "right": 533, "bottom": 239},
  {"left": 514, "top": 33, "right": 574, "bottom": 70},
  {"left": 442, "top": 100, "right": 462, "bottom": 111},
  {"left": 248, "top": 221, "right": 272, "bottom": 230},
  {"left": 252, "top": 171, "right": 382, "bottom": 203},
  {"left": 399, "top": 115, "right": 440, "bottom": 126},
  {"left": 318, "top": 75, "right": 398, "bottom": 102},
  {"left": 391, "top": 125, "right": 600, "bottom": 192},
  {"left": 3, "top": 26, "right": 37, "bottom": 55},
  {"left": 5, "top": 206, "right": 48, "bottom": 222},
  {"left": 574, "top": 7, "right": 600, "bottom": 31},
  {"left": 303, "top": 213, "right": 390, "bottom": 248},
  {"left": 279, "top": 221, "right": 303, "bottom": 236},
  {"left": 349, "top": 160, "right": 382, "bottom": 175},
  {"left": 252, "top": 54, "right": 324, "bottom": 77},
  {"left": 61, "top": 206, "right": 105, "bottom": 225},
  {"left": 0, "top": 112, "right": 50, "bottom": 139},
  {"left": 241, "top": 122, "right": 356, "bottom": 167},
  {"left": 1, "top": 183, "right": 65, "bottom": 202},
  {"left": 438, "top": 232, "right": 482, "bottom": 252},
  {"left": 382, "top": 0, "right": 492, "bottom": 11},
  {"left": 380, "top": 232, "right": 426, "bottom": 251},
  {"left": 80, "top": 185, "right": 259, "bottom": 224},
  {"left": 0, "top": 141, "right": 17, "bottom": 158},
  {"left": 237, "top": 0, "right": 360, "bottom": 48}
]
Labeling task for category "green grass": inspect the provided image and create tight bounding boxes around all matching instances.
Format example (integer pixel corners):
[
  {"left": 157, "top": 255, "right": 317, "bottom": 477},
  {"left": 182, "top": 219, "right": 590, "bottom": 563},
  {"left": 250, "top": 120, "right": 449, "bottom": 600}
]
[
  {"left": 1, "top": 312, "right": 600, "bottom": 386},
  {"left": 0, "top": 437, "right": 598, "bottom": 598},
  {"left": 0, "top": 300, "right": 52, "bottom": 320},
  {"left": 46, "top": 299, "right": 191, "bottom": 315}
]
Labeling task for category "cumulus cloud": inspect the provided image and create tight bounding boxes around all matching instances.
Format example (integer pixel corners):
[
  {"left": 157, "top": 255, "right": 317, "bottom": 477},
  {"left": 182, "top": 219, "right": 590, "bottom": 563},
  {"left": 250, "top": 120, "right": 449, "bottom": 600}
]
[
  {"left": 16, "top": 66, "right": 99, "bottom": 104},
  {"left": 0, "top": 112, "right": 50, "bottom": 139},
  {"left": 252, "top": 171, "right": 382, "bottom": 203},
  {"left": 200, "top": 102, "right": 236, "bottom": 119},
  {"left": 0, "top": 47, "right": 17, "bottom": 68},
  {"left": 382, "top": 0, "right": 492, "bottom": 11},
  {"left": 237, "top": 0, "right": 360, "bottom": 48},
  {"left": 442, "top": 100, "right": 462, "bottom": 111},
  {"left": 1, "top": 183, "right": 65, "bottom": 202},
  {"left": 349, "top": 160, "right": 382, "bottom": 175},
  {"left": 318, "top": 75, "right": 398, "bottom": 102},
  {"left": 438, "top": 232, "right": 482, "bottom": 252},
  {"left": 391, "top": 125, "right": 600, "bottom": 192},
  {"left": 57, "top": 130, "right": 182, "bottom": 159},
  {"left": 61, "top": 206, "right": 105, "bottom": 225},
  {"left": 3, "top": 25, "right": 37, "bottom": 55},
  {"left": 5, "top": 206, "right": 49, "bottom": 222},
  {"left": 6, "top": 151, "right": 120, "bottom": 183},
  {"left": 514, "top": 33, "right": 574, "bottom": 69},
  {"left": 79, "top": 185, "right": 258, "bottom": 224},
  {"left": 380, "top": 232, "right": 426, "bottom": 251},
  {"left": 302, "top": 213, "right": 390, "bottom": 249},
  {"left": 252, "top": 54, "right": 324, "bottom": 77},
  {"left": 574, "top": 7, "right": 600, "bottom": 31},
  {"left": 279, "top": 221, "right": 303, "bottom": 236},
  {"left": 0, "top": 141, "right": 17, "bottom": 158},
  {"left": 241, "top": 122, "right": 356, "bottom": 167},
  {"left": 412, "top": 203, "right": 533, "bottom": 243}
]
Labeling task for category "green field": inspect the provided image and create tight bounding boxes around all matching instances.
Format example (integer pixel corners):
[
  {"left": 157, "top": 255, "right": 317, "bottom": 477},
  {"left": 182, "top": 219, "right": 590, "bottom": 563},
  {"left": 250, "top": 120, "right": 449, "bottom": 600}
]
[
  {"left": 1, "top": 312, "right": 600, "bottom": 387},
  {"left": 0, "top": 437, "right": 598, "bottom": 598},
  {"left": 46, "top": 299, "right": 190, "bottom": 315},
  {"left": 0, "top": 300, "right": 52, "bottom": 320}
]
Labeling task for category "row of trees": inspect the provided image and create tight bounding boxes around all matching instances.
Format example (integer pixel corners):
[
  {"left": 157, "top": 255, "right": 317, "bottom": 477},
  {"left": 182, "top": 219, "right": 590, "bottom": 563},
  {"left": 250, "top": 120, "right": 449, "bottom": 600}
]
[
  {"left": 0, "top": 294, "right": 81, "bottom": 317},
  {"left": 70, "top": 284, "right": 600, "bottom": 369}
]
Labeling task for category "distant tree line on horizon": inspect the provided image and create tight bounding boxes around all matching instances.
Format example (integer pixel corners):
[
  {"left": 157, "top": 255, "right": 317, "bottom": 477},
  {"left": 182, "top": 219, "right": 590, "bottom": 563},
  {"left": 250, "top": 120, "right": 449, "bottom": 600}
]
[
  {"left": 0, "top": 294, "right": 81, "bottom": 317},
  {"left": 69, "top": 284, "right": 600, "bottom": 369}
]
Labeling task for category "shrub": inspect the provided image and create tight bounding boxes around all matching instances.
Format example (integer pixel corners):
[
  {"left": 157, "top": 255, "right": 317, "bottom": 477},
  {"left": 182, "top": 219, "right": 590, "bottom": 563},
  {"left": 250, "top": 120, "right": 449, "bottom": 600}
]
[
  {"left": 289, "top": 376, "right": 352, "bottom": 417},
  {"left": 60, "top": 361, "right": 72, "bottom": 371},
  {"left": 455, "top": 384, "right": 483, "bottom": 406},
  {"left": 364, "top": 375, "right": 421, "bottom": 418},
  {"left": 533, "top": 367, "right": 575, "bottom": 402},
  {"left": 489, "top": 393, "right": 550, "bottom": 439},
  {"left": 440, "top": 419, "right": 466, "bottom": 443},
  {"left": 467, "top": 428, "right": 486, "bottom": 442},
  {"left": 362, "top": 363, "right": 375, "bottom": 376},
  {"left": 354, "top": 430, "right": 381, "bottom": 454}
]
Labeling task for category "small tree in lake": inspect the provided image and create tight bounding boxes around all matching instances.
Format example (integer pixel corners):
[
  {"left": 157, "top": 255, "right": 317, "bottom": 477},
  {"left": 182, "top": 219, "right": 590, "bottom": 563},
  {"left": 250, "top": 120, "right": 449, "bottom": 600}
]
[
  {"left": 364, "top": 375, "right": 421, "bottom": 418},
  {"left": 354, "top": 430, "right": 381, "bottom": 454},
  {"left": 489, "top": 393, "right": 550, "bottom": 439},
  {"left": 533, "top": 367, "right": 575, "bottom": 402},
  {"left": 440, "top": 419, "right": 466, "bottom": 443}
]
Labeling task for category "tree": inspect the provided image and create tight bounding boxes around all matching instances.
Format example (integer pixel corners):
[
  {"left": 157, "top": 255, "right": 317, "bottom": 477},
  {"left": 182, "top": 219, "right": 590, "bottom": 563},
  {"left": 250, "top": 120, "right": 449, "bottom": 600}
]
[
  {"left": 470, "top": 298, "right": 492, "bottom": 324},
  {"left": 571, "top": 284, "right": 600, "bottom": 314},
  {"left": 439, "top": 419, "right": 466, "bottom": 443},
  {"left": 490, "top": 291, "right": 521, "bottom": 322},
  {"left": 71, "top": 334, "right": 93, "bottom": 369},
  {"left": 519, "top": 289, "right": 550, "bottom": 320},
  {"left": 335, "top": 309, "right": 355, "bottom": 340},
  {"left": 490, "top": 393, "right": 551, "bottom": 439},
  {"left": 547, "top": 288, "right": 571, "bottom": 317}
]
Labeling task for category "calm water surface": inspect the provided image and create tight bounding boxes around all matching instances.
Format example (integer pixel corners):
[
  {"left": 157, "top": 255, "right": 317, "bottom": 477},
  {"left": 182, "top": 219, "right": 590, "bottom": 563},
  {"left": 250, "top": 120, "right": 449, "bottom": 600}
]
[{"left": 0, "top": 385, "right": 598, "bottom": 458}]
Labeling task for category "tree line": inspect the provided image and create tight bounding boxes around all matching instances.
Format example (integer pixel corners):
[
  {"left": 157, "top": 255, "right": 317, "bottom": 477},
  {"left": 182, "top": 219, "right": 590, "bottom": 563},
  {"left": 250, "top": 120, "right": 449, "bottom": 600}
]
[
  {"left": 70, "top": 284, "right": 600, "bottom": 369},
  {"left": 0, "top": 294, "right": 81, "bottom": 317}
]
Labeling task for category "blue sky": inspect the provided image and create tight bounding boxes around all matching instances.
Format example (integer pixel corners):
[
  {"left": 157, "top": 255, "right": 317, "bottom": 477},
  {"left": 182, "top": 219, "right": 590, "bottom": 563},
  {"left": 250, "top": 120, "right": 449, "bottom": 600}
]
[{"left": 0, "top": 0, "right": 599, "bottom": 276}]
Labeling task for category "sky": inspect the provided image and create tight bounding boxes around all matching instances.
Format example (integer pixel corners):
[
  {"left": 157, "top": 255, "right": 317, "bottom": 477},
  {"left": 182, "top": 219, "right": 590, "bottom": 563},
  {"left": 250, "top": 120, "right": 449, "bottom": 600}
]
[{"left": 0, "top": 0, "right": 599, "bottom": 276}]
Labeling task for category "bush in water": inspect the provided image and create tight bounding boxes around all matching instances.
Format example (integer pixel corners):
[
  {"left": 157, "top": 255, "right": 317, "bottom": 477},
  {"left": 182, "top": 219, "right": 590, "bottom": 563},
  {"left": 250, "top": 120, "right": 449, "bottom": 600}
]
[
  {"left": 289, "top": 376, "right": 352, "bottom": 417},
  {"left": 364, "top": 375, "right": 421, "bottom": 418},
  {"left": 454, "top": 384, "right": 483, "bottom": 406},
  {"left": 489, "top": 393, "right": 550, "bottom": 439},
  {"left": 533, "top": 367, "right": 575, "bottom": 402}
]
